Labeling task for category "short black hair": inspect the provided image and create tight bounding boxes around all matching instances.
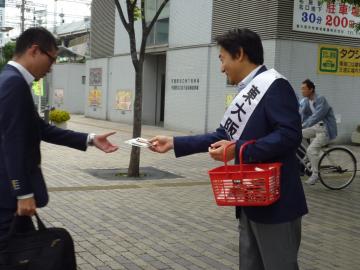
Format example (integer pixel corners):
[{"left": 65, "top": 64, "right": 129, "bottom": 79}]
[
  {"left": 15, "top": 27, "right": 58, "bottom": 56},
  {"left": 302, "top": 79, "right": 315, "bottom": 91},
  {"left": 215, "top": 28, "right": 264, "bottom": 65}
]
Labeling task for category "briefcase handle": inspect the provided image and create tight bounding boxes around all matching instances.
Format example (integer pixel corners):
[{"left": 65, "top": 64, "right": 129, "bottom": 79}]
[
  {"left": 7, "top": 212, "right": 46, "bottom": 237},
  {"left": 32, "top": 213, "right": 46, "bottom": 231}
]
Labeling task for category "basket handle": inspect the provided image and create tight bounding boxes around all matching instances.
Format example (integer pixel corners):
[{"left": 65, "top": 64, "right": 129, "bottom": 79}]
[
  {"left": 239, "top": 140, "right": 256, "bottom": 164},
  {"left": 222, "top": 140, "right": 256, "bottom": 166},
  {"left": 223, "top": 142, "right": 236, "bottom": 167}
]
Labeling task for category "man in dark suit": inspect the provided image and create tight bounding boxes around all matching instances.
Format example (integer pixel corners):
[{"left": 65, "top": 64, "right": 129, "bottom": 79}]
[
  {"left": 0, "top": 27, "right": 118, "bottom": 238},
  {"left": 149, "top": 29, "right": 308, "bottom": 270}
]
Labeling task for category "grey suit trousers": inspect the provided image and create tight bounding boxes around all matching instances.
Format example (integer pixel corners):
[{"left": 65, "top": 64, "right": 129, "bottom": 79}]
[{"left": 239, "top": 209, "right": 301, "bottom": 270}]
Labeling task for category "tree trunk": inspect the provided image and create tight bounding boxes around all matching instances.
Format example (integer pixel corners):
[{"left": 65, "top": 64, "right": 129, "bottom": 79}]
[
  {"left": 115, "top": 0, "right": 169, "bottom": 177},
  {"left": 128, "top": 67, "right": 143, "bottom": 177}
]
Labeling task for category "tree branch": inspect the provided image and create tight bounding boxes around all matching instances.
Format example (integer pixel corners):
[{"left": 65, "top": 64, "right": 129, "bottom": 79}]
[
  {"left": 130, "top": 0, "right": 138, "bottom": 10},
  {"left": 141, "top": 0, "right": 146, "bottom": 32},
  {"left": 125, "top": 0, "right": 139, "bottom": 69},
  {"left": 126, "top": 0, "right": 134, "bottom": 24},
  {"left": 139, "top": 0, "right": 146, "bottom": 64},
  {"left": 114, "top": 0, "right": 130, "bottom": 32},
  {"left": 144, "top": 0, "right": 169, "bottom": 37}
]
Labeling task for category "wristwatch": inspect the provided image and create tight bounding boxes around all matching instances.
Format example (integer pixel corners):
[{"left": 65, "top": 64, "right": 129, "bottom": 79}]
[{"left": 88, "top": 133, "right": 96, "bottom": 146}]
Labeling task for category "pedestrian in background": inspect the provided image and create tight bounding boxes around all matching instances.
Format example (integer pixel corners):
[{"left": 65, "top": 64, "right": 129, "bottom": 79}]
[{"left": 300, "top": 79, "right": 337, "bottom": 185}]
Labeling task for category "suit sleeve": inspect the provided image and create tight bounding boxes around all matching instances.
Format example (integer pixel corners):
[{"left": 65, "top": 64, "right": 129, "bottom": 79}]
[
  {"left": 173, "top": 127, "right": 228, "bottom": 157},
  {"left": 236, "top": 79, "right": 302, "bottom": 163},
  {"left": 0, "top": 80, "right": 32, "bottom": 197},
  {"left": 38, "top": 117, "right": 88, "bottom": 151}
]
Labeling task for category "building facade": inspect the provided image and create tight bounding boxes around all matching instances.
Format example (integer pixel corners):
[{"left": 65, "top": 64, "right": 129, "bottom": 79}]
[{"left": 85, "top": 0, "right": 360, "bottom": 142}]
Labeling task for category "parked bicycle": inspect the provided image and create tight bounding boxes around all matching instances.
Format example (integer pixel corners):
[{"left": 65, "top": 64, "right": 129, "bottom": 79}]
[{"left": 297, "top": 142, "right": 357, "bottom": 190}]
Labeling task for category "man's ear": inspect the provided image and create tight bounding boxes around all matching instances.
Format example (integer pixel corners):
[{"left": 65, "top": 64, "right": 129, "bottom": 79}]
[
  {"left": 235, "top": 48, "right": 245, "bottom": 62},
  {"left": 27, "top": 44, "right": 38, "bottom": 57}
]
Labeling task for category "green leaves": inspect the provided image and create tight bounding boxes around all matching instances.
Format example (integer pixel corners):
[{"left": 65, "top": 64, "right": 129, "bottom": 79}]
[
  {"left": 0, "top": 41, "right": 16, "bottom": 70},
  {"left": 133, "top": 5, "right": 142, "bottom": 20},
  {"left": 49, "top": 109, "right": 71, "bottom": 123}
]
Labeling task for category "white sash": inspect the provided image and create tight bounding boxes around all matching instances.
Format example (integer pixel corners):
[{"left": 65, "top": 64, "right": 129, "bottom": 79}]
[{"left": 221, "top": 69, "right": 286, "bottom": 141}]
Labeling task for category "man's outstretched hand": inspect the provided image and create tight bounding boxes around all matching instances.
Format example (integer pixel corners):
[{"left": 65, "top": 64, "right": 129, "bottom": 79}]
[
  {"left": 148, "top": 136, "right": 174, "bottom": 153},
  {"left": 93, "top": 132, "right": 119, "bottom": 153}
]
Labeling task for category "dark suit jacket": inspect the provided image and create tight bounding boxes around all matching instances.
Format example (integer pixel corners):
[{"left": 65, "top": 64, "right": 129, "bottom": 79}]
[
  {"left": 0, "top": 64, "right": 88, "bottom": 210},
  {"left": 173, "top": 66, "right": 308, "bottom": 224}
]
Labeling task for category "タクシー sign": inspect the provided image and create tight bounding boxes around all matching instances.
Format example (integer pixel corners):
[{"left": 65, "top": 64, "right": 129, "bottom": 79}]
[{"left": 318, "top": 44, "right": 360, "bottom": 76}]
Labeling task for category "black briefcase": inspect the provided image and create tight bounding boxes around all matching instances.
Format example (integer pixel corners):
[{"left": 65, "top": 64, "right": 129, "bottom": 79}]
[{"left": 0, "top": 213, "right": 76, "bottom": 270}]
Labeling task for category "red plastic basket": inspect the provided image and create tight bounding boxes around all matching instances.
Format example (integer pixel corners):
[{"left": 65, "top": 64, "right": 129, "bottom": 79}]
[{"left": 208, "top": 140, "right": 281, "bottom": 206}]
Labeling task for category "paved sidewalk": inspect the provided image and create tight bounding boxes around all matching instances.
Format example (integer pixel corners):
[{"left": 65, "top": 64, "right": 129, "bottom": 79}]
[{"left": 38, "top": 115, "right": 360, "bottom": 270}]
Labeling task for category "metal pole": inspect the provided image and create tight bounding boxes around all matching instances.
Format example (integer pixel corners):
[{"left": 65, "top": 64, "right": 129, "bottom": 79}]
[
  {"left": 53, "top": 0, "right": 57, "bottom": 34},
  {"left": 33, "top": 8, "right": 36, "bottom": 27},
  {"left": 44, "top": 105, "right": 50, "bottom": 124},
  {"left": 38, "top": 92, "right": 41, "bottom": 114},
  {"left": 20, "top": 0, "right": 25, "bottom": 33}
]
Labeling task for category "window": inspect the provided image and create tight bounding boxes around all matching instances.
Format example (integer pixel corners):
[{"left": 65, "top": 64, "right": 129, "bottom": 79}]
[{"left": 145, "top": 0, "right": 169, "bottom": 46}]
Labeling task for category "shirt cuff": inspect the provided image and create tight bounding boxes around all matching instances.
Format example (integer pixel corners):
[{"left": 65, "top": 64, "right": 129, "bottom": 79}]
[
  {"left": 17, "top": 193, "right": 34, "bottom": 200},
  {"left": 87, "top": 133, "right": 96, "bottom": 146}
]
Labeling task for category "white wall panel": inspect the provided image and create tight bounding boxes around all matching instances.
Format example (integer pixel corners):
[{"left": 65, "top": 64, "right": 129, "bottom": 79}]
[
  {"left": 49, "top": 64, "right": 85, "bottom": 114},
  {"left": 85, "top": 58, "right": 109, "bottom": 119},
  {"left": 169, "top": 0, "right": 212, "bottom": 47},
  {"left": 165, "top": 47, "right": 210, "bottom": 133},
  {"left": 108, "top": 55, "right": 135, "bottom": 123},
  {"left": 107, "top": 55, "right": 160, "bottom": 125}
]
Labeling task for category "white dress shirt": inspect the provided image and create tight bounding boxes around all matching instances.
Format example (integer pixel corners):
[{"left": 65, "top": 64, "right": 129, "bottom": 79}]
[{"left": 236, "top": 65, "right": 263, "bottom": 92}]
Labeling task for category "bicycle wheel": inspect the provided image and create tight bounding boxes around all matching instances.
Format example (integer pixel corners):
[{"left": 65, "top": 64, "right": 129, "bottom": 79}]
[{"left": 318, "top": 147, "right": 357, "bottom": 190}]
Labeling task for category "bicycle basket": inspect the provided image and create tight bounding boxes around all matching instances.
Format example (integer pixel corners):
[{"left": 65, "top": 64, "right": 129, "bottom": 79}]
[{"left": 208, "top": 140, "right": 281, "bottom": 206}]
